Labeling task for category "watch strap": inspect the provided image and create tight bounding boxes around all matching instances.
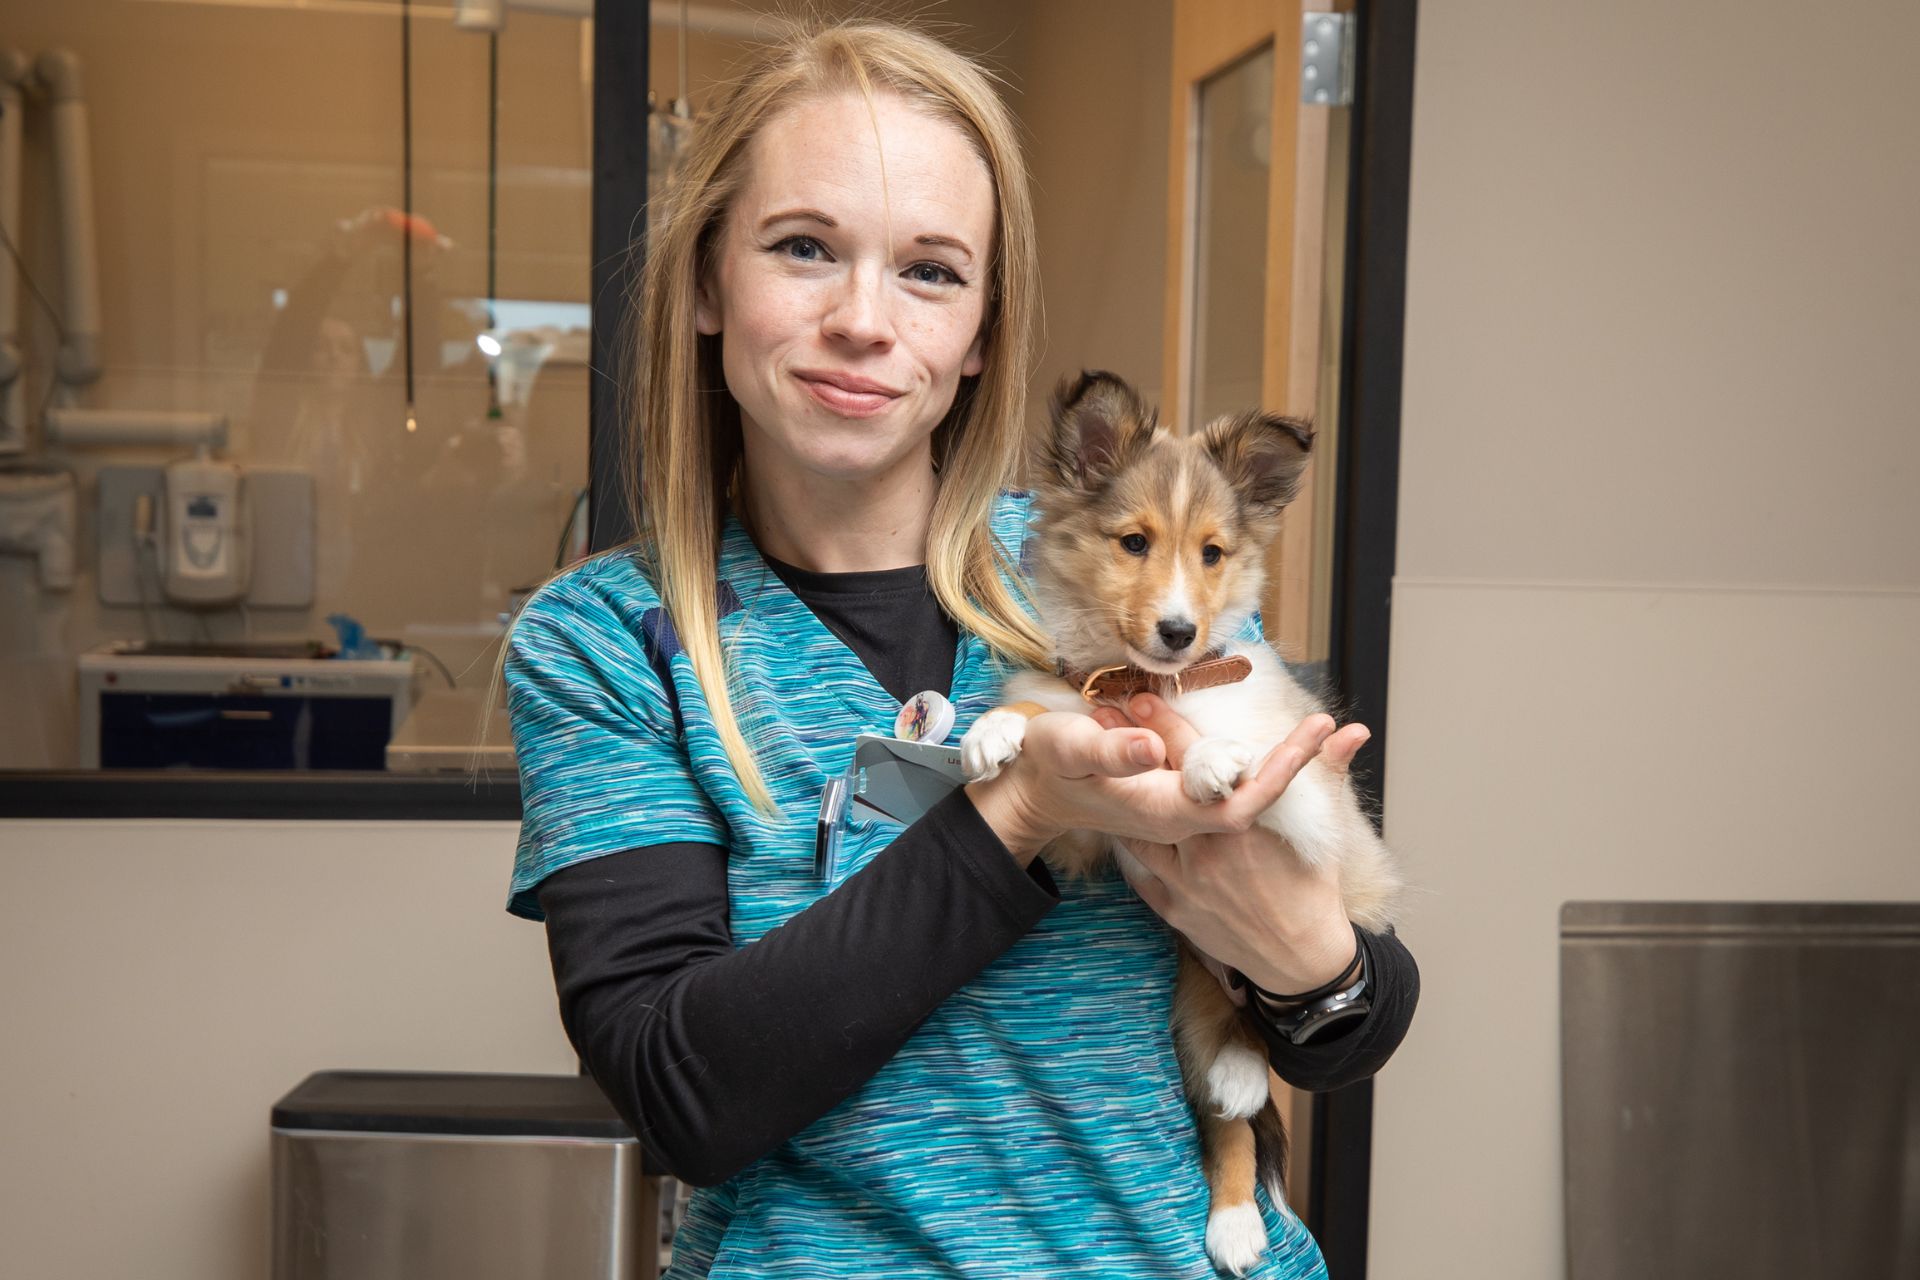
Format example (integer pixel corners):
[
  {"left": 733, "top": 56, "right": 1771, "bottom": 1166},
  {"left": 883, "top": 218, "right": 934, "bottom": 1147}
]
[{"left": 1237, "top": 923, "right": 1373, "bottom": 1046}]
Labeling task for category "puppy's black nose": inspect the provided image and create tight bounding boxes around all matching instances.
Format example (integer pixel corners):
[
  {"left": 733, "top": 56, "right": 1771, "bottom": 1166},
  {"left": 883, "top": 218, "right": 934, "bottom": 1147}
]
[{"left": 1157, "top": 619, "right": 1196, "bottom": 652}]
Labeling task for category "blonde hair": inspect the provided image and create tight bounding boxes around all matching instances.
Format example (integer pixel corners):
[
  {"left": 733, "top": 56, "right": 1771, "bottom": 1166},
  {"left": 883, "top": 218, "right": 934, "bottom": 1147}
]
[{"left": 483, "top": 18, "right": 1049, "bottom": 811}]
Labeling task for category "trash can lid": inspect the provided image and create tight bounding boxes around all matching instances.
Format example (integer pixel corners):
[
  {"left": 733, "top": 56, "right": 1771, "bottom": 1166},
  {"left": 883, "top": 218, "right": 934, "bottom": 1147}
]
[{"left": 271, "top": 1070, "right": 637, "bottom": 1139}]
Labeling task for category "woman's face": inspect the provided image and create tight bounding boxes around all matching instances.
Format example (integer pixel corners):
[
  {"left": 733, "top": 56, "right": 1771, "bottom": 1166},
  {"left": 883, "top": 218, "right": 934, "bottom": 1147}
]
[{"left": 696, "top": 90, "right": 994, "bottom": 489}]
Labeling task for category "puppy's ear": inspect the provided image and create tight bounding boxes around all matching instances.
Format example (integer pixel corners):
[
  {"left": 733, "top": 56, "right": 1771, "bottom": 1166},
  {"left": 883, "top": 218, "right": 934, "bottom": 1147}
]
[
  {"left": 1043, "top": 370, "right": 1155, "bottom": 490},
  {"left": 1202, "top": 411, "right": 1314, "bottom": 520}
]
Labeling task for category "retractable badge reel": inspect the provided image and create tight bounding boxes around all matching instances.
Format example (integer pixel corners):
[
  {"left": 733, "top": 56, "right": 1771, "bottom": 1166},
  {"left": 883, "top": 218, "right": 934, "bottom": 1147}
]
[{"left": 815, "top": 690, "right": 956, "bottom": 882}]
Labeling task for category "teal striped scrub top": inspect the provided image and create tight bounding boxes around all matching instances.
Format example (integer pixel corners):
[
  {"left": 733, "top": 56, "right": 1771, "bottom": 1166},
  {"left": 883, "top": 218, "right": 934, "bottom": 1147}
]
[{"left": 506, "top": 488, "right": 1330, "bottom": 1279}]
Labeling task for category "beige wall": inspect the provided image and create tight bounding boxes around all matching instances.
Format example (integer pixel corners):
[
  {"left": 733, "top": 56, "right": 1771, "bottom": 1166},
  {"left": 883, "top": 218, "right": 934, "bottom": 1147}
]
[
  {"left": 1371, "top": 0, "right": 1920, "bottom": 1274},
  {"left": 0, "top": 818, "right": 565, "bottom": 1279}
]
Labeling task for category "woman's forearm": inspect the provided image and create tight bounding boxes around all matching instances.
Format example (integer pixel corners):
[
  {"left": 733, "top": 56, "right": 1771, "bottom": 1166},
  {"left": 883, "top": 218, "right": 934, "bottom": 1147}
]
[{"left": 536, "top": 787, "right": 1059, "bottom": 1185}]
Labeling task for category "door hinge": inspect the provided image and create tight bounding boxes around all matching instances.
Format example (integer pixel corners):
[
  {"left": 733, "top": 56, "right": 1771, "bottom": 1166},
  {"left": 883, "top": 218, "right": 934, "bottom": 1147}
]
[{"left": 1301, "top": 12, "right": 1356, "bottom": 106}]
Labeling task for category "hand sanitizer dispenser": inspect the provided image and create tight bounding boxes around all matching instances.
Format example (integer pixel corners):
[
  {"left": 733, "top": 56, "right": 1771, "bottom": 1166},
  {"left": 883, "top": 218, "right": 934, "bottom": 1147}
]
[{"left": 163, "top": 453, "right": 249, "bottom": 605}]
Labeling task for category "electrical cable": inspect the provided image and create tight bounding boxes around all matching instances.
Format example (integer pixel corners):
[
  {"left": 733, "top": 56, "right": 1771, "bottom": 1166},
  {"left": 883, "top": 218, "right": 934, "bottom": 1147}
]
[
  {"left": 0, "top": 219, "right": 67, "bottom": 339},
  {"left": 370, "top": 636, "right": 458, "bottom": 690},
  {"left": 132, "top": 523, "right": 166, "bottom": 646},
  {"left": 486, "top": 29, "right": 501, "bottom": 418},
  {"left": 678, "top": 0, "right": 689, "bottom": 111},
  {"left": 400, "top": 0, "right": 416, "bottom": 432},
  {"left": 0, "top": 220, "right": 69, "bottom": 442}
]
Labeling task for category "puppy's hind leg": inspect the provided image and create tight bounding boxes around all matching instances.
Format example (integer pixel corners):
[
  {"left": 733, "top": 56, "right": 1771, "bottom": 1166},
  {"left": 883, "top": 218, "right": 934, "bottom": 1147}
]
[
  {"left": 1174, "top": 945, "right": 1270, "bottom": 1121},
  {"left": 1197, "top": 1110, "right": 1268, "bottom": 1277},
  {"left": 1174, "top": 945, "right": 1272, "bottom": 1275}
]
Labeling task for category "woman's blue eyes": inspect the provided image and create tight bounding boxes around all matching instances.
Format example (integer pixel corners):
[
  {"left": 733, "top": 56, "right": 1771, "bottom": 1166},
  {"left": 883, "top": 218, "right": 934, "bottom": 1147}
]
[
  {"left": 776, "top": 235, "right": 827, "bottom": 262},
  {"left": 768, "top": 236, "right": 963, "bottom": 285},
  {"left": 905, "top": 261, "right": 961, "bottom": 285}
]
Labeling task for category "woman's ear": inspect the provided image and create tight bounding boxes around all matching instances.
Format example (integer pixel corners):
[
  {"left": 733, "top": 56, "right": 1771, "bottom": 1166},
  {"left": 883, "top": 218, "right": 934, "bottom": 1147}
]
[
  {"left": 694, "top": 272, "right": 723, "bottom": 336},
  {"left": 961, "top": 328, "right": 986, "bottom": 378}
]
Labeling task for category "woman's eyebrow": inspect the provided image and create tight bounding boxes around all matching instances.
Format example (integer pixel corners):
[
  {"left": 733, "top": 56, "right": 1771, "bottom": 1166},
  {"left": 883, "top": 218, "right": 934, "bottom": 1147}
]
[
  {"left": 758, "top": 208, "right": 838, "bottom": 232},
  {"left": 914, "top": 234, "right": 975, "bottom": 264}
]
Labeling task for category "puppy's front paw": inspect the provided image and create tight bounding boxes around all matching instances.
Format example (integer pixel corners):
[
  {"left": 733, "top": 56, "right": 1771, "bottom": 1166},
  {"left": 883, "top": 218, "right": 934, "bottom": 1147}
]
[
  {"left": 960, "top": 709, "right": 1028, "bottom": 782},
  {"left": 1182, "top": 738, "right": 1259, "bottom": 803},
  {"left": 1205, "top": 1201, "right": 1269, "bottom": 1276}
]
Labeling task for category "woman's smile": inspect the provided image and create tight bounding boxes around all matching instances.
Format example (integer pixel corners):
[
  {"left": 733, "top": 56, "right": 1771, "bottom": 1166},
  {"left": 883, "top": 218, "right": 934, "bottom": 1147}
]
[{"left": 793, "top": 368, "right": 905, "bottom": 418}]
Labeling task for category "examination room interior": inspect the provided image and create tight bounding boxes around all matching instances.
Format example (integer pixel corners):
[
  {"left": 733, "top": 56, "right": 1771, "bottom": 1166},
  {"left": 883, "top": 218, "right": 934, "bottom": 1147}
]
[{"left": 0, "top": 1, "right": 1915, "bottom": 1278}]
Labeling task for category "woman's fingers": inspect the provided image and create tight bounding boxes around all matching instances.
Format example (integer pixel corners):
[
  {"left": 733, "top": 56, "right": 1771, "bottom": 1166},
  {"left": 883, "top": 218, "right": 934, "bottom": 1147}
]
[
  {"left": 1319, "top": 723, "right": 1372, "bottom": 778},
  {"left": 1204, "top": 713, "right": 1338, "bottom": 832},
  {"left": 1119, "top": 694, "right": 1201, "bottom": 768},
  {"left": 1027, "top": 711, "right": 1165, "bottom": 779},
  {"left": 1258, "top": 713, "right": 1339, "bottom": 782},
  {"left": 1033, "top": 708, "right": 1363, "bottom": 846}
]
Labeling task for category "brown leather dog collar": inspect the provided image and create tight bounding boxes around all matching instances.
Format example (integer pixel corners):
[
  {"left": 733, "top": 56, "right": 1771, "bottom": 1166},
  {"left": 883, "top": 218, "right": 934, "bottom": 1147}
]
[{"left": 1056, "top": 651, "right": 1253, "bottom": 706}]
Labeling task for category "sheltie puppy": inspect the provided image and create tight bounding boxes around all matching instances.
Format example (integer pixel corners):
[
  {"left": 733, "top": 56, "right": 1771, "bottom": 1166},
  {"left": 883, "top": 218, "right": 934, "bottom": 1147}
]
[{"left": 960, "top": 370, "right": 1403, "bottom": 1276}]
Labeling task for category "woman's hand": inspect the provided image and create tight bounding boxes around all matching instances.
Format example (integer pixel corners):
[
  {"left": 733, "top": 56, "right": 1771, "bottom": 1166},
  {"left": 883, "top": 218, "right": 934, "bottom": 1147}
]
[
  {"left": 1089, "top": 695, "right": 1372, "bottom": 996},
  {"left": 964, "top": 706, "right": 1347, "bottom": 868}
]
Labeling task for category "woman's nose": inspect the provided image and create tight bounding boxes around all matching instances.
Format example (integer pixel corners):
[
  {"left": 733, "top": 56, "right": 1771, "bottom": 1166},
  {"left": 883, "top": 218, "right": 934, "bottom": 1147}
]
[{"left": 822, "top": 264, "right": 895, "bottom": 349}]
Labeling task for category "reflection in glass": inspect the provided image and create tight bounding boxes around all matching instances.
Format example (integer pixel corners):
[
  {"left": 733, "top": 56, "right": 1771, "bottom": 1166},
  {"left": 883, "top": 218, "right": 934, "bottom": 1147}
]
[
  {"left": 1189, "top": 44, "right": 1273, "bottom": 431},
  {"left": 1307, "top": 104, "right": 1352, "bottom": 666}
]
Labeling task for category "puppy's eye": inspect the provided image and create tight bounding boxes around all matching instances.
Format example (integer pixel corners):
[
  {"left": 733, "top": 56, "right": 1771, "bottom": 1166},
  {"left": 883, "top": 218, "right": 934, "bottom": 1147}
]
[
  {"left": 1201, "top": 544, "right": 1224, "bottom": 566},
  {"left": 1119, "top": 533, "right": 1149, "bottom": 556}
]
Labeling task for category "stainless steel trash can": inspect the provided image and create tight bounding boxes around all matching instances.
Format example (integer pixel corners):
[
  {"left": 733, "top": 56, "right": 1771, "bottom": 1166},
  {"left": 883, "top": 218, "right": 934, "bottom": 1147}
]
[{"left": 271, "top": 1070, "right": 659, "bottom": 1280}]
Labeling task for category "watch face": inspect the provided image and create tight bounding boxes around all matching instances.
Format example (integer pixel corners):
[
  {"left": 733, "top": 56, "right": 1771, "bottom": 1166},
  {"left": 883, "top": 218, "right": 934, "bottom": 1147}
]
[{"left": 1291, "top": 999, "right": 1370, "bottom": 1045}]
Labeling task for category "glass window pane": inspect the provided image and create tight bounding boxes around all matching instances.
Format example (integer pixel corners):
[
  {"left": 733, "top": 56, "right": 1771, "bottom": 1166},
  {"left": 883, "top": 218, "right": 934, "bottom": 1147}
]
[
  {"left": 0, "top": 0, "right": 590, "bottom": 775},
  {"left": 1189, "top": 43, "right": 1273, "bottom": 430},
  {"left": 1307, "top": 101, "right": 1352, "bottom": 667}
]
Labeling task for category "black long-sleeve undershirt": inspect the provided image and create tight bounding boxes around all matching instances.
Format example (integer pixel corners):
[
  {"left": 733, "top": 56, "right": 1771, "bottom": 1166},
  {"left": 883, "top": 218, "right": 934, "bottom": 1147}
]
[{"left": 534, "top": 556, "right": 1418, "bottom": 1185}]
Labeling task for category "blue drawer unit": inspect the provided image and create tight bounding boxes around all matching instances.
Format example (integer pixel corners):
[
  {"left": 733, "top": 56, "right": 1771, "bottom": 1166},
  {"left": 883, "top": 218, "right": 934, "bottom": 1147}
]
[
  {"left": 98, "top": 691, "right": 395, "bottom": 769},
  {"left": 78, "top": 641, "right": 418, "bottom": 771}
]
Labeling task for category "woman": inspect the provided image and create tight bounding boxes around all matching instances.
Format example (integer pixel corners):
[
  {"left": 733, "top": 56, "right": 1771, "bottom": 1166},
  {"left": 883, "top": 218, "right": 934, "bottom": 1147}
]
[{"left": 502, "top": 19, "right": 1417, "bottom": 1279}]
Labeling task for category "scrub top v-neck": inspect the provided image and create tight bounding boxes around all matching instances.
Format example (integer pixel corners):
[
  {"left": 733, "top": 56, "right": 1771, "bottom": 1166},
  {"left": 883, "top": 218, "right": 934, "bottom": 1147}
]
[{"left": 757, "top": 549, "right": 959, "bottom": 706}]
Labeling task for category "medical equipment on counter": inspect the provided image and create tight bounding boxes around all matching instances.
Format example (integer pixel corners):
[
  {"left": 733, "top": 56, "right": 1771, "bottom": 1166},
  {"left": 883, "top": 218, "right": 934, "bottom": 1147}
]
[
  {"left": 160, "top": 453, "right": 249, "bottom": 605},
  {"left": 77, "top": 639, "right": 419, "bottom": 771},
  {"left": 95, "top": 461, "right": 314, "bottom": 610}
]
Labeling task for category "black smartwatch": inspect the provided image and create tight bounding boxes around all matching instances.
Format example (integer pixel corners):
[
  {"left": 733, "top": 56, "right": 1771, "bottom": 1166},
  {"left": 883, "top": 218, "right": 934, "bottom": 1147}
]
[{"left": 1238, "top": 924, "right": 1372, "bottom": 1046}]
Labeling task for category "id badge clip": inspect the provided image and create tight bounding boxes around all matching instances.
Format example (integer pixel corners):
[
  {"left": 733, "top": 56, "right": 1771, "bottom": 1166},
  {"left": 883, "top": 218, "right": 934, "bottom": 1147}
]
[
  {"left": 815, "top": 772, "right": 852, "bottom": 881},
  {"left": 816, "top": 693, "right": 966, "bottom": 883}
]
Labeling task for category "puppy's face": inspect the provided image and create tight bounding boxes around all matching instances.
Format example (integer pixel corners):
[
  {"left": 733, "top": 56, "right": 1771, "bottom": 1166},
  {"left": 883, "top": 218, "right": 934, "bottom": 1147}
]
[{"left": 1029, "top": 371, "right": 1312, "bottom": 672}]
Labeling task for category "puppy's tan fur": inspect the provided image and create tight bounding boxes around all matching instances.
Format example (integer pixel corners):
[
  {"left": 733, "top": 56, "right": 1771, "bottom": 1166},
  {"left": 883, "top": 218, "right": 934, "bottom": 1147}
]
[{"left": 960, "top": 371, "right": 1405, "bottom": 1276}]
